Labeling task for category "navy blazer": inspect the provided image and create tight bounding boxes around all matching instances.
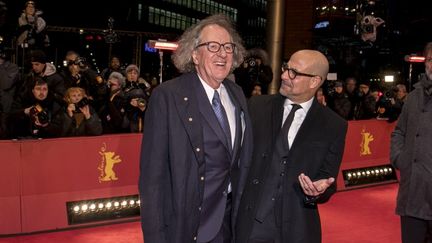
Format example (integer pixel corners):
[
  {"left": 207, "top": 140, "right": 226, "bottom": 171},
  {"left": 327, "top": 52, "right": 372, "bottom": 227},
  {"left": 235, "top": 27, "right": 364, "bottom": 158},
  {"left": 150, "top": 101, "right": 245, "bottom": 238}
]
[
  {"left": 236, "top": 94, "right": 347, "bottom": 243},
  {"left": 139, "top": 72, "right": 253, "bottom": 243}
]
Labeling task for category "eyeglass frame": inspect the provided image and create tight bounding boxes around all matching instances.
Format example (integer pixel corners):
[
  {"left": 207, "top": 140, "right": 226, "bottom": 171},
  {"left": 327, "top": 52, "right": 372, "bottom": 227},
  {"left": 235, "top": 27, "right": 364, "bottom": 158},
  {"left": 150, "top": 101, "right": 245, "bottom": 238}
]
[
  {"left": 196, "top": 41, "right": 236, "bottom": 54},
  {"left": 281, "top": 63, "right": 321, "bottom": 80}
]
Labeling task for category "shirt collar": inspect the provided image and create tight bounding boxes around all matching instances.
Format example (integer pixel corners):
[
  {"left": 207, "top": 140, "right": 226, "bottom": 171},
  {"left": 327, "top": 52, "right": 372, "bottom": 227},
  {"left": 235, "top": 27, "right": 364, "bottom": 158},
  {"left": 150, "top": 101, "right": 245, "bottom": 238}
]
[
  {"left": 284, "top": 97, "right": 314, "bottom": 114},
  {"left": 197, "top": 74, "right": 225, "bottom": 104}
]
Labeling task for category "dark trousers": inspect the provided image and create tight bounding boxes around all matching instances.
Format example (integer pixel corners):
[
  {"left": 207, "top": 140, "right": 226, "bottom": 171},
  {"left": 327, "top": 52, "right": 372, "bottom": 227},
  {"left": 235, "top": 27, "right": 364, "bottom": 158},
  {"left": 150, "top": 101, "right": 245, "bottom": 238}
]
[
  {"left": 401, "top": 216, "right": 432, "bottom": 243},
  {"left": 248, "top": 206, "right": 281, "bottom": 243},
  {"left": 199, "top": 193, "right": 232, "bottom": 243}
]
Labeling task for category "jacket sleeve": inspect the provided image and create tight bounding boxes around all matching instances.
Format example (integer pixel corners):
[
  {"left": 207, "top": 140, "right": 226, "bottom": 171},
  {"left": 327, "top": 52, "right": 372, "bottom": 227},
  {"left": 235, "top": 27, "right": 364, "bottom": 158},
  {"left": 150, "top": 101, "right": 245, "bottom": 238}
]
[
  {"left": 390, "top": 96, "right": 409, "bottom": 169},
  {"left": 308, "top": 118, "right": 348, "bottom": 204},
  {"left": 139, "top": 87, "right": 170, "bottom": 243},
  {"left": 84, "top": 108, "right": 103, "bottom": 136}
]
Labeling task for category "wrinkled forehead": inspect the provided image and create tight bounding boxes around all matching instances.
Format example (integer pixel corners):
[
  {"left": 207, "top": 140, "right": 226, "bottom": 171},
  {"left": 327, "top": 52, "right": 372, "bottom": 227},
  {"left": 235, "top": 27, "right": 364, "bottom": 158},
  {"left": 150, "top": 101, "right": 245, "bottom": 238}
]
[{"left": 199, "top": 24, "right": 231, "bottom": 42}]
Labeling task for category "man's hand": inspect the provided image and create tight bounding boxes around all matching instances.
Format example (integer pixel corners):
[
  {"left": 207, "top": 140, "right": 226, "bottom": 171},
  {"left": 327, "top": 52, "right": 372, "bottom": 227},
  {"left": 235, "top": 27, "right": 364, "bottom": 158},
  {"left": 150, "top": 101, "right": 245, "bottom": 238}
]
[{"left": 298, "top": 173, "right": 334, "bottom": 197}]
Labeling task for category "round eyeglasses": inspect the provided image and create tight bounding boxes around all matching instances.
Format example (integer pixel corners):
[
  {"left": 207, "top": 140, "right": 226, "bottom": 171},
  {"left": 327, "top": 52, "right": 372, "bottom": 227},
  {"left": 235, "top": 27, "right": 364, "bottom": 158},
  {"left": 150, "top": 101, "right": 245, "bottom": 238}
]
[
  {"left": 196, "top": 41, "right": 236, "bottom": 54},
  {"left": 281, "top": 64, "right": 319, "bottom": 80}
]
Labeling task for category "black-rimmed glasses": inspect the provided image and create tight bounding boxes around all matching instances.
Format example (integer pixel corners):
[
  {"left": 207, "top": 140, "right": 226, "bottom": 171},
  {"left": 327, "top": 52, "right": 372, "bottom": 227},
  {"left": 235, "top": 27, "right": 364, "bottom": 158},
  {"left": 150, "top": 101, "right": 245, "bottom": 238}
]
[
  {"left": 281, "top": 64, "right": 319, "bottom": 80},
  {"left": 196, "top": 41, "right": 236, "bottom": 54}
]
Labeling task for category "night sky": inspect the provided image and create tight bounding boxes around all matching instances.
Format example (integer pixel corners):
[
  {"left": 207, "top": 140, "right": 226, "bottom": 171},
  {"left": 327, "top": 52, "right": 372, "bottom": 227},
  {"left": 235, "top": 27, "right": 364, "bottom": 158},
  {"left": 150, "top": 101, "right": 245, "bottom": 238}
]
[{"left": 3, "top": 0, "right": 133, "bottom": 30}]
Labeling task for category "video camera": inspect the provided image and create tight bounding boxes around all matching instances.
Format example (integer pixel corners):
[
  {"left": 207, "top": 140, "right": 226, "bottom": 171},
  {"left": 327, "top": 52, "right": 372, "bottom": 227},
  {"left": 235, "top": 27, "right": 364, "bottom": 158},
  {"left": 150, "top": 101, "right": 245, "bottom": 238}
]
[{"left": 29, "top": 104, "right": 49, "bottom": 124}]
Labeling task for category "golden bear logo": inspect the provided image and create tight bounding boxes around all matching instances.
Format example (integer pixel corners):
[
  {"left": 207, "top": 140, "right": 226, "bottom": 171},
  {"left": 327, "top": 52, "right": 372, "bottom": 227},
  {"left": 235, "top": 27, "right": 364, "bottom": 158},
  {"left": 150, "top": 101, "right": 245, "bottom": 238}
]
[
  {"left": 360, "top": 127, "right": 374, "bottom": 156},
  {"left": 98, "top": 143, "right": 122, "bottom": 182}
]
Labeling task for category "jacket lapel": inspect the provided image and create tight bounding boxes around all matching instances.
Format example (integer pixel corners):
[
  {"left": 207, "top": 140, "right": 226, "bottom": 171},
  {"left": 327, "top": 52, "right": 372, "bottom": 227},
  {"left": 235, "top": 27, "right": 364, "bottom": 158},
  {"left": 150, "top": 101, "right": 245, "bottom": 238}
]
[
  {"left": 271, "top": 94, "right": 286, "bottom": 149},
  {"left": 174, "top": 74, "right": 206, "bottom": 166},
  {"left": 193, "top": 76, "right": 232, "bottom": 153},
  {"left": 289, "top": 98, "right": 320, "bottom": 152},
  {"left": 224, "top": 81, "right": 243, "bottom": 164}
]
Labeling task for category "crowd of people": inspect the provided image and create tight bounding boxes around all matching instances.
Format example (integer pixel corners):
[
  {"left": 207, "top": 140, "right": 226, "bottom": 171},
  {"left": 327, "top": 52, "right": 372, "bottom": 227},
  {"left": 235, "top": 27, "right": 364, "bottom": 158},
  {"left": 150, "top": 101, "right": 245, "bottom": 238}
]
[
  {"left": 0, "top": 48, "right": 152, "bottom": 139},
  {"left": 0, "top": 1, "right": 154, "bottom": 139},
  {"left": 317, "top": 77, "right": 408, "bottom": 122}
]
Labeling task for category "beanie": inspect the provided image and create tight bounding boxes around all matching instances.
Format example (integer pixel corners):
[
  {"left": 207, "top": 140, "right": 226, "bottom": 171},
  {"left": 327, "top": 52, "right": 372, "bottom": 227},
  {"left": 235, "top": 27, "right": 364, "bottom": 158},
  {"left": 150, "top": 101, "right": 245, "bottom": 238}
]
[
  {"left": 126, "top": 64, "right": 140, "bottom": 75},
  {"left": 30, "top": 50, "right": 47, "bottom": 64}
]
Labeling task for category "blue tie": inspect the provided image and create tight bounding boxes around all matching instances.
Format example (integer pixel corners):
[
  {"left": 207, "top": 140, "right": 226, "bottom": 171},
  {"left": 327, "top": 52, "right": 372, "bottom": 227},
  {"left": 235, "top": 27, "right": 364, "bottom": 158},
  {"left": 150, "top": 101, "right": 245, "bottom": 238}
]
[{"left": 212, "top": 90, "right": 232, "bottom": 148}]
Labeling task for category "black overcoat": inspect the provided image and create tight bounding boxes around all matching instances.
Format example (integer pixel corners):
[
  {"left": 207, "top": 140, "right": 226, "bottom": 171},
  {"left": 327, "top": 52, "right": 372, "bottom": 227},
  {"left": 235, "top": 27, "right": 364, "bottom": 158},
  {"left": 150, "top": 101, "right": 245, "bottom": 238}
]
[
  {"left": 139, "top": 72, "right": 253, "bottom": 243},
  {"left": 236, "top": 94, "right": 347, "bottom": 243}
]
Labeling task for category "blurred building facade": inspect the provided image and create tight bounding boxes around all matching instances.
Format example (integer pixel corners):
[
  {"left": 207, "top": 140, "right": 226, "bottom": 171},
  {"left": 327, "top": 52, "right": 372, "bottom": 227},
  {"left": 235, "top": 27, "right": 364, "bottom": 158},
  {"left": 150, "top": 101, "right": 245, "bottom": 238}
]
[{"left": 2, "top": 0, "right": 431, "bottom": 85}]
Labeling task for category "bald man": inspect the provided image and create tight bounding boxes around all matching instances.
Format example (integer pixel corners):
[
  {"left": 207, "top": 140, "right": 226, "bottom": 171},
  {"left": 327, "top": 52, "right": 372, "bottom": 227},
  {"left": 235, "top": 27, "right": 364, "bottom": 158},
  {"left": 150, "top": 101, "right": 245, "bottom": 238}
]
[{"left": 236, "top": 50, "right": 348, "bottom": 243}]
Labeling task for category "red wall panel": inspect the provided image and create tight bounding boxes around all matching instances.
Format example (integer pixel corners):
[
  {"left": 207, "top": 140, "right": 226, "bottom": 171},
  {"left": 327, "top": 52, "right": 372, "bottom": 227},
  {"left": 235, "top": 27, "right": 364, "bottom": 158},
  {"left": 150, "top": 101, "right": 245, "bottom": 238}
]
[{"left": 0, "top": 141, "right": 22, "bottom": 234}]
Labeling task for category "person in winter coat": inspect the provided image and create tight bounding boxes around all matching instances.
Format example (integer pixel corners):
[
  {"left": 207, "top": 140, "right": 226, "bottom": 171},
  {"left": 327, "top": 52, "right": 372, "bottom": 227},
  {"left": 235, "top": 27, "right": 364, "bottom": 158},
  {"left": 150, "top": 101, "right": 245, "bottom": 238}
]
[
  {"left": 390, "top": 42, "right": 432, "bottom": 243},
  {"left": 51, "top": 87, "right": 102, "bottom": 137}
]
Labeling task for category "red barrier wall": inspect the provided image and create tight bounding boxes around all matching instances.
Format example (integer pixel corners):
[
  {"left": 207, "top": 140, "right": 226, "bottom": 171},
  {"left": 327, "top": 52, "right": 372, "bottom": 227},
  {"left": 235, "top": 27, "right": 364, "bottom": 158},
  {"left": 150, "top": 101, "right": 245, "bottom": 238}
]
[
  {"left": 336, "top": 120, "right": 397, "bottom": 190},
  {"left": 0, "top": 120, "right": 396, "bottom": 235},
  {"left": 0, "top": 141, "right": 21, "bottom": 235},
  {"left": 1, "top": 134, "right": 142, "bottom": 235}
]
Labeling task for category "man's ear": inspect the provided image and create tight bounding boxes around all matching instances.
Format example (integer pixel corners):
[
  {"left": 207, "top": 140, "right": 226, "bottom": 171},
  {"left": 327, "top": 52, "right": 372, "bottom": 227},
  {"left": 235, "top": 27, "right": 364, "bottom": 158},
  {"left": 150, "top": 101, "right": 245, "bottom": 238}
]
[
  {"left": 310, "top": 76, "right": 322, "bottom": 89},
  {"left": 192, "top": 50, "right": 199, "bottom": 65}
]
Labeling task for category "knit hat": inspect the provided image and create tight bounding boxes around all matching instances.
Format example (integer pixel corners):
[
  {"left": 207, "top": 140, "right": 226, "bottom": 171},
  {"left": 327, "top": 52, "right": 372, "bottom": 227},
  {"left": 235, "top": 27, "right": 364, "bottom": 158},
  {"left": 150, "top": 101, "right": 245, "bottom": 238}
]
[
  {"left": 334, "top": 81, "right": 343, "bottom": 87},
  {"left": 30, "top": 50, "right": 47, "bottom": 63},
  {"left": 126, "top": 64, "right": 140, "bottom": 75}
]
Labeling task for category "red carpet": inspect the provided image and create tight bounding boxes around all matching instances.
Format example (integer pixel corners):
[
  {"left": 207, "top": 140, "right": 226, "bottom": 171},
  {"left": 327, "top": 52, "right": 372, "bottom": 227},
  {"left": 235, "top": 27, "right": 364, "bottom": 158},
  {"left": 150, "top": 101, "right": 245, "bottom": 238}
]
[
  {"left": 321, "top": 183, "right": 400, "bottom": 243},
  {"left": 0, "top": 183, "right": 400, "bottom": 243}
]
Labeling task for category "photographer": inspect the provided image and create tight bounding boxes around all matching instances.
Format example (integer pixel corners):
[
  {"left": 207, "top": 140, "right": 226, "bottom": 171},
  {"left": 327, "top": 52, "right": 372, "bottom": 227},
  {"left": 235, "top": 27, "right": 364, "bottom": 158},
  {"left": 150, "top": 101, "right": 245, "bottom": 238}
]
[
  {"left": 51, "top": 87, "right": 102, "bottom": 137},
  {"left": 8, "top": 77, "right": 61, "bottom": 138},
  {"left": 99, "top": 72, "right": 129, "bottom": 134},
  {"left": 123, "top": 65, "right": 149, "bottom": 133},
  {"left": 376, "top": 84, "right": 407, "bottom": 122},
  {"left": 19, "top": 50, "right": 65, "bottom": 105},
  {"left": 234, "top": 48, "right": 273, "bottom": 97},
  {"left": 17, "top": 1, "right": 49, "bottom": 48},
  {"left": 327, "top": 81, "right": 351, "bottom": 119},
  {"left": 60, "top": 51, "right": 107, "bottom": 111},
  {"left": 0, "top": 47, "right": 20, "bottom": 138},
  {"left": 353, "top": 81, "right": 378, "bottom": 120},
  {"left": 101, "top": 56, "right": 124, "bottom": 82}
]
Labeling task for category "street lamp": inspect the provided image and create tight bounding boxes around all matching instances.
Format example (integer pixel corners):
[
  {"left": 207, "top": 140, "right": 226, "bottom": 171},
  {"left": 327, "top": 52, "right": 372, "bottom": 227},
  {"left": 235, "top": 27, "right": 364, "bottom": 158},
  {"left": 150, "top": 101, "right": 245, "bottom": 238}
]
[
  {"left": 404, "top": 54, "right": 425, "bottom": 91},
  {"left": 147, "top": 39, "right": 178, "bottom": 84}
]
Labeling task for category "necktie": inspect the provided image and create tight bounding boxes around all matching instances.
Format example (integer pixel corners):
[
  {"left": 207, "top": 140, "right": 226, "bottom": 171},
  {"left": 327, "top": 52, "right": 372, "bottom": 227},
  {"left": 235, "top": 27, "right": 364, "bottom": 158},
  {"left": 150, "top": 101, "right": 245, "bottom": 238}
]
[
  {"left": 281, "top": 104, "right": 302, "bottom": 149},
  {"left": 212, "top": 90, "right": 232, "bottom": 148}
]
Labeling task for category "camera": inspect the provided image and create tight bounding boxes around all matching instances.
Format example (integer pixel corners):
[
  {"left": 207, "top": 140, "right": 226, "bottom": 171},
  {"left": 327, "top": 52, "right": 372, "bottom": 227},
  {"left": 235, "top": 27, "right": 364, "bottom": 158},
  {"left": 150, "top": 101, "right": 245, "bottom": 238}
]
[
  {"left": 29, "top": 104, "right": 49, "bottom": 124},
  {"left": 137, "top": 98, "right": 147, "bottom": 108},
  {"left": 361, "top": 24, "right": 374, "bottom": 34},
  {"left": 68, "top": 57, "right": 87, "bottom": 69},
  {"left": 124, "top": 81, "right": 146, "bottom": 92},
  {"left": 74, "top": 97, "right": 90, "bottom": 112},
  {"left": 383, "top": 86, "right": 399, "bottom": 101},
  {"left": 247, "top": 57, "right": 257, "bottom": 67}
]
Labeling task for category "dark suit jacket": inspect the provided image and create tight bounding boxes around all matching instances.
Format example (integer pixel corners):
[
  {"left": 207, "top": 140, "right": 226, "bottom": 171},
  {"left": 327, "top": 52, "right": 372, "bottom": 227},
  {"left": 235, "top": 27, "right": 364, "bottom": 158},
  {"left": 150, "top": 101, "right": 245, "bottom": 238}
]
[
  {"left": 139, "top": 72, "right": 253, "bottom": 243},
  {"left": 236, "top": 94, "right": 347, "bottom": 243}
]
